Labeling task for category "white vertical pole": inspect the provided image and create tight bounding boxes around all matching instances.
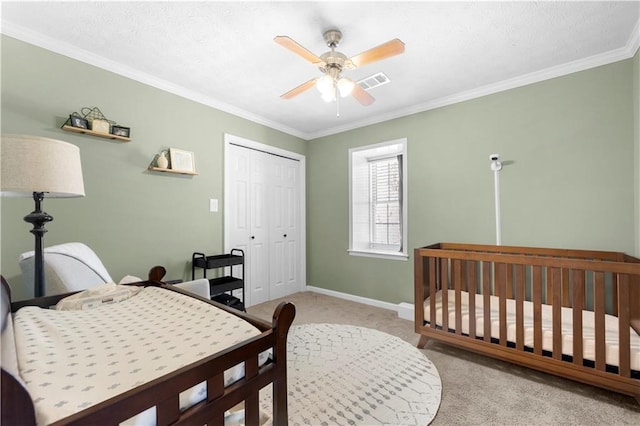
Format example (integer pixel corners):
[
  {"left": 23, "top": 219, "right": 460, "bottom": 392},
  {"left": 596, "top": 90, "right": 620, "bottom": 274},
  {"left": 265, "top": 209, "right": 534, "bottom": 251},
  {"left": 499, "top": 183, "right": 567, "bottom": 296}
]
[
  {"left": 490, "top": 154, "right": 503, "bottom": 246},
  {"left": 494, "top": 168, "right": 502, "bottom": 245}
]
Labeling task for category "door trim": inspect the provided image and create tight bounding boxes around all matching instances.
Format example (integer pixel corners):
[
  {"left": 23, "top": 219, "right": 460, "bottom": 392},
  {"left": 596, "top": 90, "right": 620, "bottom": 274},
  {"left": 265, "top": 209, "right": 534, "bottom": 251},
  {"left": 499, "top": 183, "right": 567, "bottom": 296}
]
[{"left": 223, "top": 133, "right": 306, "bottom": 306}]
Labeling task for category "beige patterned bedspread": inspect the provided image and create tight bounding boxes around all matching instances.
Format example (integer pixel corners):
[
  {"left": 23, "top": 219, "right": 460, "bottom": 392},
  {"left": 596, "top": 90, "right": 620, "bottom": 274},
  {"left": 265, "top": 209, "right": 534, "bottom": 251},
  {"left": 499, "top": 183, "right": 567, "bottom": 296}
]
[{"left": 14, "top": 286, "right": 262, "bottom": 425}]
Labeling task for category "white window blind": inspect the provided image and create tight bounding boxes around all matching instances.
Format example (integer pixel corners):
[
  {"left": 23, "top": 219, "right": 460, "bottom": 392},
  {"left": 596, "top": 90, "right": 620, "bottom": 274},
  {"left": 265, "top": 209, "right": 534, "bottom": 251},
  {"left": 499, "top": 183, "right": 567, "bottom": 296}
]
[{"left": 369, "top": 156, "right": 402, "bottom": 249}]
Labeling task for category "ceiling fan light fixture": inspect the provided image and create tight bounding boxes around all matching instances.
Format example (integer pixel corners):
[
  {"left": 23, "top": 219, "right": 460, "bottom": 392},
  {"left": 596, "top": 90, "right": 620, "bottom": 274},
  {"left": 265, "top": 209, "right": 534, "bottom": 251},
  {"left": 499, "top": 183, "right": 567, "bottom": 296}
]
[
  {"left": 316, "top": 75, "right": 334, "bottom": 96},
  {"left": 337, "top": 77, "right": 354, "bottom": 98},
  {"left": 321, "top": 90, "right": 336, "bottom": 102}
]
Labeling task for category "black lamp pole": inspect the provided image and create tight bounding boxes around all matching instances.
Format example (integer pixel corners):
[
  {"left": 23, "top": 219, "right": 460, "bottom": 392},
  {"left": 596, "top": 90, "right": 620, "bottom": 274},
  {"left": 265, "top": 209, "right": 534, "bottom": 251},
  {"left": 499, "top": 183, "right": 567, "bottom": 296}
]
[{"left": 22, "top": 192, "right": 52, "bottom": 298}]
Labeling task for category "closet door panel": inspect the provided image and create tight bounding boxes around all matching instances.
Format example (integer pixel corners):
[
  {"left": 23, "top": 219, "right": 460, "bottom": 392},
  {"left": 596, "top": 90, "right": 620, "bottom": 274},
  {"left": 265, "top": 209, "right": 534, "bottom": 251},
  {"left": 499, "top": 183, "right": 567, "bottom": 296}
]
[
  {"left": 248, "top": 151, "right": 270, "bottom": 305},
  {"left": 270, "top": 157, "right": 300, "bottom": 299}
]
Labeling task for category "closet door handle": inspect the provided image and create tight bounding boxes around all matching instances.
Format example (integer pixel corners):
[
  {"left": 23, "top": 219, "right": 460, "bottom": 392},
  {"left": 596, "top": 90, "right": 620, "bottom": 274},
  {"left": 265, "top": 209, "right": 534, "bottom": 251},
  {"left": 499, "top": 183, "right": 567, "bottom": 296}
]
[
  {"left": 283, "top": 234, "right": 287, "bottom": 238},
  {"left": 251, "top": 236, "right": 255, "bottom": 240}
]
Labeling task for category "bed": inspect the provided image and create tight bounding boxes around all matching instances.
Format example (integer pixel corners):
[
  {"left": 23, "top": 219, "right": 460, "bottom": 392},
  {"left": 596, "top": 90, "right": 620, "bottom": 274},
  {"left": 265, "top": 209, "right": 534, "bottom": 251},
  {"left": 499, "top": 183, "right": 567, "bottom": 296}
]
[
  {"left": 1, "top": 272, "right": 295, "bottom": 425},
  {"left": 414, "top": 243, "right": 640, "bottom": 403}
]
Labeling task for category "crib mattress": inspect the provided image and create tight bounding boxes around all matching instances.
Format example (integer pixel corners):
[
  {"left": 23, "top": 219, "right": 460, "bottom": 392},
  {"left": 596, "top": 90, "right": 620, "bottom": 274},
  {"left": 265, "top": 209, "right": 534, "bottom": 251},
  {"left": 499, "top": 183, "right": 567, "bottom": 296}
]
[
  {"left": 424, "top": 290, "right": 640, "bottom": 371},
  {"left": 13, "top": 286, "right": 266, "bottom": 425}
]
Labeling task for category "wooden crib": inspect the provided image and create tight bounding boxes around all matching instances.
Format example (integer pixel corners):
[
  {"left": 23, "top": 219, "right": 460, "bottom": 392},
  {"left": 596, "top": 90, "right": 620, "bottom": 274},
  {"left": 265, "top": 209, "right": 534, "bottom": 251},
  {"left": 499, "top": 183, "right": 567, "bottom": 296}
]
[{"left": 414, "top": 242, "right": 640, "bottom": 402}]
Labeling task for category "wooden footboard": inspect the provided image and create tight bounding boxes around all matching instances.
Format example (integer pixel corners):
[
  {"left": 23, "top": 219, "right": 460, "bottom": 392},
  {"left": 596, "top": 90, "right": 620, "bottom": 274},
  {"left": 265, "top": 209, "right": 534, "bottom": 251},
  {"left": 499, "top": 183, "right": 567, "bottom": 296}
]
[
  {"left": 414, "top": 243, "right": 640, "bottom": 402},
  {"left": 1, "top": 276, "right": 295, "bottom": 425}
]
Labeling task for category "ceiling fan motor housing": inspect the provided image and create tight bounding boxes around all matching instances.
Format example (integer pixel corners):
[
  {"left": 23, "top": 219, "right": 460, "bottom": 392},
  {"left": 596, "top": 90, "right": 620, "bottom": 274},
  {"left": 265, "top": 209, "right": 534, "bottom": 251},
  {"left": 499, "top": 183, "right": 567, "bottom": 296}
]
[
  {"left": 319, "top": 29, "right": 355, "bottom": 72},
  {"left": 323, "top": 29, "right": 342, "bottom": 47}
]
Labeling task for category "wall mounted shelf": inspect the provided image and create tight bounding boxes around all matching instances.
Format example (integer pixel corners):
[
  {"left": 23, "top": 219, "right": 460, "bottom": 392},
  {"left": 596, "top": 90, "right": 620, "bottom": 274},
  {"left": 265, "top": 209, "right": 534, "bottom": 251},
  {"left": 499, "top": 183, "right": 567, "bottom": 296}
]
[
  {"left": 148, "top": 166, "right": 198, "bottom": 176},
  {"left": 62, "top": 125, "right": 131, "bottom": 142}
]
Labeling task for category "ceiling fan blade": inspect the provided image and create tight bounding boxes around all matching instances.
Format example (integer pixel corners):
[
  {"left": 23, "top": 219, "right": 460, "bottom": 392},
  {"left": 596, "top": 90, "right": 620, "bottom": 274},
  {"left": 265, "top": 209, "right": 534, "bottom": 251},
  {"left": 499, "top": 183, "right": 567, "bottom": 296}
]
[
  {"left": 351, "top": 84, "right": 375, "bottom": 106},
  {"left": 274, "top": 36, "right": 324, "bottom": 65},
  {"left": 350, "top": 38, "right": 405, "bottom": 68},
  {"left": 281, "top": 78, "right": 318, "bottom": 99}
]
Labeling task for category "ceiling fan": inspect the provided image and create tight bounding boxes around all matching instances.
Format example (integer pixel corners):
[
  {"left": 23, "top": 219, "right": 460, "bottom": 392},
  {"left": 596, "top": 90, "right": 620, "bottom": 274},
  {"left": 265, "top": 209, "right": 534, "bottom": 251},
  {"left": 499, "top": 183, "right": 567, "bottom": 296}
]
[{"left": 274, "top": 29, "right": 405, "bottom": 107}]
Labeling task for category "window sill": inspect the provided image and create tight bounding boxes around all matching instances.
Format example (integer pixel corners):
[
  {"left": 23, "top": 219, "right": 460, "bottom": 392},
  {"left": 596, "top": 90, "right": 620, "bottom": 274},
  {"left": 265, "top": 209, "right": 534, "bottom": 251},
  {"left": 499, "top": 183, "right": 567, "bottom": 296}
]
[{"left": 348, "top": 249, "right": 409, "bottom": 261}]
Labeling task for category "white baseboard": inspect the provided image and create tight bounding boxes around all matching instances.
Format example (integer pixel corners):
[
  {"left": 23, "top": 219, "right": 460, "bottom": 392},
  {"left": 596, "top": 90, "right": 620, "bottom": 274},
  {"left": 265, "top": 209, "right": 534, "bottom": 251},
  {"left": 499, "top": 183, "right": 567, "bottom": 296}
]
[
  {"left": 397, "top": 302, "right": 415, "bottom": 321},
  {"left": 305, "top": 285, "right": 415, "bottom": 320}
]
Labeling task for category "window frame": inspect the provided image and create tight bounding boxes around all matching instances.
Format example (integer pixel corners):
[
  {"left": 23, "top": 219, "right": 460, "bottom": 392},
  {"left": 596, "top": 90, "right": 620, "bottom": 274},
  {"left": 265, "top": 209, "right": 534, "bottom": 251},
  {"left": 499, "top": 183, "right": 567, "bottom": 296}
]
[{"left": 348, "top": 138, "right": 408, "bottom": 261}]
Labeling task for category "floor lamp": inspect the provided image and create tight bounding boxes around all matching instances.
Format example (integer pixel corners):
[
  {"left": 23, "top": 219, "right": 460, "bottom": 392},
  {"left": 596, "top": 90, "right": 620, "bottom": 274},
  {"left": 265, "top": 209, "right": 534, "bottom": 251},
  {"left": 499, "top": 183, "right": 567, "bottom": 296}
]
[{"left": 1, "top": 135, "right": 85, "bottom": 298}]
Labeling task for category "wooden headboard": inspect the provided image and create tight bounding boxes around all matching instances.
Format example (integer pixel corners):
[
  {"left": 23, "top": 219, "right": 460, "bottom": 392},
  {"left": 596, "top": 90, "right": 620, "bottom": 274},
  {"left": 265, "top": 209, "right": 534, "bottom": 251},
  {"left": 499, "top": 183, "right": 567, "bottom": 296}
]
[{"left": 1, "top": 276, "right": 37, "bottom": 425}]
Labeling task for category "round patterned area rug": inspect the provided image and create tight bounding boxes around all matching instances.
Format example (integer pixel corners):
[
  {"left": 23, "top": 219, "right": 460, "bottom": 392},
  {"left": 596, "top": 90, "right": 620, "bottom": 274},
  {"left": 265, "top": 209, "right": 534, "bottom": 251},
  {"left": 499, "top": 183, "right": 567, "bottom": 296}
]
[{"left": 262, "top": 323, "right": 442, "bottom": 425}]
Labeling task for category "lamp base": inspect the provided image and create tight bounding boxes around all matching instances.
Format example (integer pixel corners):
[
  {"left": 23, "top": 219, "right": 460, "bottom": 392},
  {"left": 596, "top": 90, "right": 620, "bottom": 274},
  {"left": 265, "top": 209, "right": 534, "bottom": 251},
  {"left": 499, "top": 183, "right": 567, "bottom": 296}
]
[{"left": 23, "top": 192, "right": 52, "bottom": 298}]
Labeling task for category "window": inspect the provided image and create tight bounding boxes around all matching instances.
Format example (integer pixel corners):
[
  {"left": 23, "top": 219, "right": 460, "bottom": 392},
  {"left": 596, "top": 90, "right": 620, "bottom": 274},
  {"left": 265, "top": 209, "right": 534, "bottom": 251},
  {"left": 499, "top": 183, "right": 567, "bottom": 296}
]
[{"left": 349, "top": 139, "right": 408, "bottom": 260}]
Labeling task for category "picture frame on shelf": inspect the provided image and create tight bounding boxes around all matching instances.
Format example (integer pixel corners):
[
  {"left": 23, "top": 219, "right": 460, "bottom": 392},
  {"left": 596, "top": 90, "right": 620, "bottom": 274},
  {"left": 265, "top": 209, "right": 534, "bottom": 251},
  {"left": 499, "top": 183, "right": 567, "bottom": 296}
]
[
  {"left": 169, "top": 148, "right": 196, "bottom": 173},
  {"left": 111, "top": 125, "right": 130, "bottom": 138},
  {"left": 69, "top": 115, "right": 89, "bottom": 129}
]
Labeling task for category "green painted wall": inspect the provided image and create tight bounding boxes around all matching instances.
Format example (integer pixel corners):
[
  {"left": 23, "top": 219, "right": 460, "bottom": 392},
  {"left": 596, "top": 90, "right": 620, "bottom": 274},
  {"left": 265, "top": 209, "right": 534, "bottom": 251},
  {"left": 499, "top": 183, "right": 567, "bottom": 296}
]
[
  {"left": 308, "top": 59, "right": 635, "bottom": 304},
  {"left": 1, "top": 36, "right": 306, "bottom": 300}
]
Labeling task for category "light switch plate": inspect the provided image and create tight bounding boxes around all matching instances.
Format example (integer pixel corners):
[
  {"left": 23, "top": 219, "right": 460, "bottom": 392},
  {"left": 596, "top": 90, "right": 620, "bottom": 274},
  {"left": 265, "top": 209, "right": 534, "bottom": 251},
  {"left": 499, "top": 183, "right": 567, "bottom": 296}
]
[{"left": 209, "top": 198, "right": 218, "bottom": 212}]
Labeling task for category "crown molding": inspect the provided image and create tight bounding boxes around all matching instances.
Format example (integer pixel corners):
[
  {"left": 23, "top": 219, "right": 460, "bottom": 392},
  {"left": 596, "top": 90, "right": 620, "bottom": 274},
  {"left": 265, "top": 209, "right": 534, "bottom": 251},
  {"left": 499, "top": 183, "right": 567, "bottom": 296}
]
[{"left": 0, "top": 21, "right": 308, "bottom": 140}]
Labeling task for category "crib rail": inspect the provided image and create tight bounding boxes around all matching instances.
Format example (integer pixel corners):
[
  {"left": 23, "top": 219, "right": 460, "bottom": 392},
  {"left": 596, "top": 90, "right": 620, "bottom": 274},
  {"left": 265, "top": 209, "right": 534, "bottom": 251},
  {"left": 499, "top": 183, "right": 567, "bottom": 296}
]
[{"left": 414, "top": 243, "right": 640, "bottom": 401}]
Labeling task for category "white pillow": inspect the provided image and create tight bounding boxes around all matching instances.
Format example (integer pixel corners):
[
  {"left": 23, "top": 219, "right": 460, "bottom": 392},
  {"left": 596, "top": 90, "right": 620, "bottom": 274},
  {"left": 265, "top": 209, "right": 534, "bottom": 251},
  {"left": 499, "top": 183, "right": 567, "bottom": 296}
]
[{"left": 56, "top": 283, "right": 142, "bottom": 311}]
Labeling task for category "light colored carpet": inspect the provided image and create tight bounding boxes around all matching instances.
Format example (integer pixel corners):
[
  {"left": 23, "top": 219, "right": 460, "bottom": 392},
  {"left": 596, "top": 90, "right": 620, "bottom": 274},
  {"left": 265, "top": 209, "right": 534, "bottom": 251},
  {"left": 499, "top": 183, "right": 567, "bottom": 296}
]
[
  {"left": 248, "top": 291, "right": 640, "bottom": 425},
  {"left": 260, "top": 323, "right": 441, "bottom": 425}
]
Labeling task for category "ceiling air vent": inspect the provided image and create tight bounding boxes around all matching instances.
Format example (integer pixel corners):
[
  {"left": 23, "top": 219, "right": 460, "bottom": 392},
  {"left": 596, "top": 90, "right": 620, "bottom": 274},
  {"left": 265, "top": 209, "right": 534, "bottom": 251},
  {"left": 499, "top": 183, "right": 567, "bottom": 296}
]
[{"left": 357, "top": 72, "right": 391, "bottom": 90}]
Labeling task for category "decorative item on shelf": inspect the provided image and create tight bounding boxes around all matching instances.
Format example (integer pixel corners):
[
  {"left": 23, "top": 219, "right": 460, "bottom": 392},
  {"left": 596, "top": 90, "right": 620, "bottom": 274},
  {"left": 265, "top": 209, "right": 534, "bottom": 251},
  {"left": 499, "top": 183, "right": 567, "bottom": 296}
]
[
  {"left": 80, "top": 107, "right": 114, "bottom": 134},
  {"left": 157, "top": 150, "right": 169, "bottom": 169},
  {"left": 111, "top": 125, "right": 130, "bottom": 138},
  {"left": 68, "top": 112, "right": 89, "bottom": 129},
  {"left": 91, "top": 119, "right": 110, "bottom": 134},
  {"left": 61, "top": 107, "right": 131, "bottom": 141},
  {"left": 148, "top": 148, "right": 197, "bottom": 175},
  {"left": 169, "top": 148, "right": 196, "bottom": 173}
]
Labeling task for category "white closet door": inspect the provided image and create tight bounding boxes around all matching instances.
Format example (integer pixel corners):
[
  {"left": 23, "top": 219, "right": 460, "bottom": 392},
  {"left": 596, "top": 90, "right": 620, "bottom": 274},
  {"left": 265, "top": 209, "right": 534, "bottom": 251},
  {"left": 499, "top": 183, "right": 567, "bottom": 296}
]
[
  {"left": 225, "top": 135, "right": 304, "bottom": 308},
  {"left": 226, "top": 144, "right": 269, "bottom": 306},
  {"left": 269, "top": 156, "right": 300, "bottom": 299},
  {"left": 248, "top": 150, "right": 270, "bottom": 305}
]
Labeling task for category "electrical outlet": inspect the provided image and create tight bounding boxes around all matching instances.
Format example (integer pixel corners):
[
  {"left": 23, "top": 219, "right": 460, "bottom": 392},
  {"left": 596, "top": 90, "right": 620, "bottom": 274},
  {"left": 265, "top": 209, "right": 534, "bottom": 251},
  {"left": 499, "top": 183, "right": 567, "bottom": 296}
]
[{"left": 209, "top": 198, "right": 218, "bottom": 212}]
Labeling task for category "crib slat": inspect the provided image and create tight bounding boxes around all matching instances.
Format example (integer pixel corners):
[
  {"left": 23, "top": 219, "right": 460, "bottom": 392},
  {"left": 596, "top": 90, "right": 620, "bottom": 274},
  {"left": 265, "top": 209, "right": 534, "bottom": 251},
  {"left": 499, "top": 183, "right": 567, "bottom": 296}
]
[
  {"left": 483, "top": 262, "right": 491, "bottom": 342},
  {"left": 545, "top": 268, "right": 552, "bottom": 305},
  {"left": 612, "top": 273, "right": 619, "bottom": 317},
  {"left": 571, "top": 269, "right": 585, "bottom": 367},
  {"left": 453, "top": 259, "right": 462, "bottom": 335},
  {"left": 562, "top": 268, "right": 570, "bottom": 308},
  {"left": 461, "top": 259, "right": 468, "bottom": 292},
  {"left": 429, "top": 257, "right": 437, "bottom": 329},
  {"left": 156, "top": 395, "right": 180, "bottom": 426},
  {"left": 506, "top": 263, "right": 514, "bottom": 299},
  {"left": 617, "top": 274, "right": 631, "bottom": 377},
  {"left": 496, "top": 263, "right": 507, "bottom": 346},
  {"left": 207, "top": 375, "right": 226, "bottom": 425},
  {"left": 245, "top": 355, "right": 260, "bottom": 425},
  {"left": 441, "top": 258, "right": 449, "bottom": 332},
  {"left": 594, "top": 272, "right": 606, "bottom": 371},
  {"left": 551, "top": 267, "right": 562, "bottom": 360},
  {"left": 515, "top": 264, "right": 525, "bottom": 351},
  {"left": 532, "top": 266, "right": 543, "bottom": 355},
  {"left": 468, "top": 260, "right": 477, "bottom": 339}
]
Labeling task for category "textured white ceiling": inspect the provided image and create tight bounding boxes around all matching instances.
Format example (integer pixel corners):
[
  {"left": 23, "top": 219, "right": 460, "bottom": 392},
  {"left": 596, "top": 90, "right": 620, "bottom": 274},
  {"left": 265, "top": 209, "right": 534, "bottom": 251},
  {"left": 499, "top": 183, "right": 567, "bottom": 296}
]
[{"left": 2, "top": 1, "right": 639, "bottom": 140}]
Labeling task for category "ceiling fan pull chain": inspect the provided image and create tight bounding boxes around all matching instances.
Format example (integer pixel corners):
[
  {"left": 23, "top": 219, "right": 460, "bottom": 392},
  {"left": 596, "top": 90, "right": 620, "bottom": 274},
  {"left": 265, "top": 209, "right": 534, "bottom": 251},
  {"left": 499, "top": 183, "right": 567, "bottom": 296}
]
[{"left": 336, "top": 90, "right": 340, "bottom": 118}]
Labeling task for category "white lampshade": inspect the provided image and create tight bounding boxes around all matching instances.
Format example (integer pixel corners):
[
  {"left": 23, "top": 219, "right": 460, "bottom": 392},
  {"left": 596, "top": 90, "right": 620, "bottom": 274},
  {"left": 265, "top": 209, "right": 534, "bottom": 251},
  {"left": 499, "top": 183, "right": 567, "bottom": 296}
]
[
  {"left": 337, "top": 78, "right": 355, "bottom": 98},
  {"left": 1, "top": 135, "right": 85, "bottom": 198}
]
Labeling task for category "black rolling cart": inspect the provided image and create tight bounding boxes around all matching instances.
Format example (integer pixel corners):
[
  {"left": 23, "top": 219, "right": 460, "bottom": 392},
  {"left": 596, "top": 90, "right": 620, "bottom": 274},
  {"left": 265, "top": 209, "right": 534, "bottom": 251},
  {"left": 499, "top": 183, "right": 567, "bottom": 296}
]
[{"left": 191, "top": 248, "right": 245, "bottom": 311}]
